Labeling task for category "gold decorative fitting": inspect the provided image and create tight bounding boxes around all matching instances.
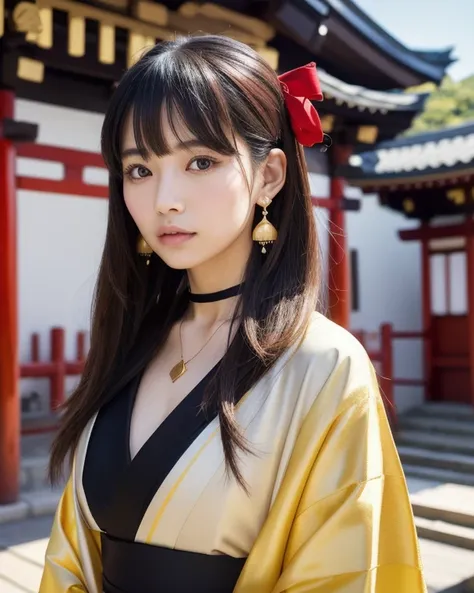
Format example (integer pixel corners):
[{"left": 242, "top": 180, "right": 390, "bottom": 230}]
[
  {"left": 94, "top": 0, "right": 128, "bottom": 11},
  {"left": 320, "top": 115, "right": 335, "bottom": 133},
  {"left": 37, "top": 8, "right": 53, "bottom": 48},
  {"left": 12, "top": 2, "right": 42, "bottom": 35},
  {"left": 99, "top": 23, "right": 115, "bottom": 64},
  {"left": 133, "top": 1, "right": 168, "bottom": 27},
  {"left": 127, "top": 31, "right": 147, "bottom": 68},
  {"left": 357, "top": 125, "right": 379, "bottom": 144},
  {"left": 446, "top": 188, "right": 466, "bottom": 205},
  {"left": 0, "top": 0, "right": 4, "bottom": 38},
  {"left": 68, "top": 15, "right": 85, "bottom": 57},
  {"left": 17, "top": 0, "right": 275, "bottom": 70},
  {"left": 402, "top": 199, "right": 415, "bottom": 214},
  {"left": 17, "top": 56, "right": 44, "bottom": 82},
  {"left": 255, "top": 46, "right": 279, "bottom": 70},
  {"left": 178, "top": 2, "right": 275, "bottom": 41}
]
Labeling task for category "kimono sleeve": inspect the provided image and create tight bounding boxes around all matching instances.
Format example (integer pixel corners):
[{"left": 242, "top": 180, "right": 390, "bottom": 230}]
[
  {"left": 274, "top": 365, "right": 426, "bottom": 593},
  {"left": 40, "top": 474, "right": 102, "bottom": 593}
]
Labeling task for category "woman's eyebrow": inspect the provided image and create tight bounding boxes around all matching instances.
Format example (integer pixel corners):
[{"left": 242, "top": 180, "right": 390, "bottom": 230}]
[{"left": 121, "top": 140, "right": 211, "bottom": 159}]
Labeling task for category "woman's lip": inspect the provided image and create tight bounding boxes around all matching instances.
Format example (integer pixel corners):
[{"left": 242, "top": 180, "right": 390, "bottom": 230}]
[{"left": 157, "top": 232, "right": 196, "bottom": 246}]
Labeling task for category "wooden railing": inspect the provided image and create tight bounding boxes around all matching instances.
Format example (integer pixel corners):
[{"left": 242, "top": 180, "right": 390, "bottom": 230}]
[
  {"left": 353, "top": 325, "right": 427, "bottom": 427},
  {"left": 20, "top": 327, "right": 87, "bottom": 434},
  {"left": 21, "top": 323, "right": 427, "bottom": 433}
]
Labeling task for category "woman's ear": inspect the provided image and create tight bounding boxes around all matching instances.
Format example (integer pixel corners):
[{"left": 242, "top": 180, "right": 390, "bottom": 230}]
[{"left": 260, "top": 148, "right": 287, "bottom": 201}]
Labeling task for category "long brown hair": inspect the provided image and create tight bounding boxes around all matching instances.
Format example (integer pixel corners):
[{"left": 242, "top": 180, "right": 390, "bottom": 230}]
[{"left": 50, "top": 35, "right": 321, "bottom": 486}]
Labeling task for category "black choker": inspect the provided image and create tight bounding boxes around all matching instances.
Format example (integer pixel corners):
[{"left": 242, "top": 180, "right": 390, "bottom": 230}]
[{"left": 188, "top": 283, "right": 244, "bottom": 303}]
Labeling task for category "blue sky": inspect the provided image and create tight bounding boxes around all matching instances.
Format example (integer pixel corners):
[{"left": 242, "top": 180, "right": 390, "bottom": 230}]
[{"left": 355, "top": 0, "right": 474, "bottom": 80}]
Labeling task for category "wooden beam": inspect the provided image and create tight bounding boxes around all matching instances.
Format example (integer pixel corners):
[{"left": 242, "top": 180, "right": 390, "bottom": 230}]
[
  {"left": 178, "top": 2, "right": 275, "bottom": 41},
  {"left": 0, "top": 0, "right": 4, "bottom": 38},
  {"left": 311, "top": 196, "right": 360, "bottom": 211},
  {"left": 36, "top": 0, "right": 175, "bottom": 47},
  {"left": 399, "top": 220, "right": 474, "bottom": 242},
  {"left": 327, "top": 145, "right": 353, "bottom": 329},
  {"left": 2, "top": 119, "right": 38, "bottom": 142},
  {"left": 420, "top": 228, "right": 432, "bottom": 403}
]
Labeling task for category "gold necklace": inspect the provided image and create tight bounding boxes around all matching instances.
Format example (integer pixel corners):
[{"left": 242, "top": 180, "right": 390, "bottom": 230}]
[{"left": 169, "top": 318, "right": 229, "bottom": 383}]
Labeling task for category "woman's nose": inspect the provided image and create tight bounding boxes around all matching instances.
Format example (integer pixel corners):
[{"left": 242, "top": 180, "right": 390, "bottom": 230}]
[{"left": 153, "top": 177, "right": 185, "bottom": 215}]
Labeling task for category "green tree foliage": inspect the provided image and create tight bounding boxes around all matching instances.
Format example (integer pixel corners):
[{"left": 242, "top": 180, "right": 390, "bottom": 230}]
[{"left": 404, "top": 75, "right": 474, "bottom": 136}]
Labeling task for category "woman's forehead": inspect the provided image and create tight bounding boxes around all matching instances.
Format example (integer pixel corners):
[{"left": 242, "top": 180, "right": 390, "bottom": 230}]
[
  {"left": 120, "top": 107, "right": 244, "bottom": 158},
  {"left": 121, "top": 108, "right": 193, "bottom": 148}
]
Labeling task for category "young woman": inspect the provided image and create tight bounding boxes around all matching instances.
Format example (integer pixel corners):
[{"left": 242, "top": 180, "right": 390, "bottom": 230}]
[{"left": 40, "top": 35, "right": 425, "bottom": 593}]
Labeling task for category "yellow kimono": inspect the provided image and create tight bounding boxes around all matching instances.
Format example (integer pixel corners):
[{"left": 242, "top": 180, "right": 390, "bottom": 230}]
[{"left": 40, "top": 312, "right": 426, "bottom": 593}]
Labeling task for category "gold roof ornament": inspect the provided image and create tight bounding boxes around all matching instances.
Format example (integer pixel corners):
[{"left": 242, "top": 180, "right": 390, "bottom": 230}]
[
  {"left": 178, "top": 3, "right": 275, "bottom": 41},
  {"left": 12, "top": 2, "right": 42, "bottom": 35},
  {"left": 17, "top": 55, "right": 44, "bottom": 82},
  {"left": 357, "top": 125, "right": 379, "bottom": 144},
  {"left": 99, "top": 23, "right": 115, "bottom": 64},
  {"left": 68, "top": 14, "right": 85, "bottom": 56},
  {"left": 403, "top": 199, "right": 415, "bottom": 213},
  {"left": 36, "top": 7, "right": 52, "bottom": 48},
  {"left": 133, "top": 1, "right": 168, "bottom": 27},
  {"left": 7, "top": 0, "right": 278, "bottom": 80},
  {"left": 446, "top": 188, "right": 466, "bottom": 205},
  {"left": 320, "top": 114, "right": 335, "bottom": 133}
]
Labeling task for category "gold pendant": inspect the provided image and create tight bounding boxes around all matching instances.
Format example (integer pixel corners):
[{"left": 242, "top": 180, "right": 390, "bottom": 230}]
[{"left": 170, "top": 359, "right": 187, "bottom": 383}]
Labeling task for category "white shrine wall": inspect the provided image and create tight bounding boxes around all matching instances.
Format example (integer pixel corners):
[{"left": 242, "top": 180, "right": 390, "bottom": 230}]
[{"left": 17, "top": 98, "right": 425, "bottom": 413}]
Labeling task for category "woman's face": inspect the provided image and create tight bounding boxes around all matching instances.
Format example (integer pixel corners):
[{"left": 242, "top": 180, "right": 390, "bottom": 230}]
[{"left": 121, "top": 112, "right": 270, "bottom": 272}]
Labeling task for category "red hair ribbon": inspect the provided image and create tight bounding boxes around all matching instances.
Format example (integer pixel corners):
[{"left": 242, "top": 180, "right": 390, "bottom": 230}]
[{"left": 278, "top": 62, "right": 324, "bottom": 147}]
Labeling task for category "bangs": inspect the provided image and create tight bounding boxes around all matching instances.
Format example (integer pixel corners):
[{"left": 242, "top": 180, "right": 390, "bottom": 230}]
[{"left": 104, "top": 50, "right": 240, "bottom": 175}]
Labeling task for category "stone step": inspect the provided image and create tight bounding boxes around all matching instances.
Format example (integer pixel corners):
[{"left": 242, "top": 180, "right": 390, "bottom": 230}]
[
  {"left": 21, "top": 433, "right": 55, "bottom": 459},
  {"left": 399, "top": 446, "right": 474, "bottom": 474},
  {"left": 21, "top": 456, "right": 50, "bottom": 493},
  {"left": 400, "top": 415, "right": 474, "bottom": 437},
  {"left": 410, "top": 403, "right": 474, "bottom": 423},
  {"left": 419, "top": 538, "right": 474, "bottom": 593},
  {"left": 410, "top": 482, "right": 474, "bottom": 529},
  {"left": 404, "top": 464, "right": 474, "bottom": 487},
  {"left": 398, "top": 430, "right": 474, "bottom": 456},
  {"left": 416, "top": 516, "right": 474, "bottom": 551},
  {"left": 0, "top": 489, "right": 62, "bottom": 524}
]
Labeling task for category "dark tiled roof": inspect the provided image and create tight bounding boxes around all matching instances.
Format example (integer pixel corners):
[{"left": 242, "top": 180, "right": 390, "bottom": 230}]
[
  {"left": 320, "top": 0, "right": 455, "bottom": 82},
  {"left": 319, "top": 70, "right": 426, "bottom": 113},
  {"left": 344, "top": 121, "right": 474, "bottom": 182}
]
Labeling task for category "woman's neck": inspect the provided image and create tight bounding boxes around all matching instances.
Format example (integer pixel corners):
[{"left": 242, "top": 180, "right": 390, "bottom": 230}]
[{"left": 186, "top": 256, "right": 247, "bottom": 325}]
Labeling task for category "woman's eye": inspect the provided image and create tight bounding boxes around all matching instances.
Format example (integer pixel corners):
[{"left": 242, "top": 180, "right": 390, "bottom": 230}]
[
  {"left": 188, "top": 157, "right": 215, "bottom": 172},
  {"left": 125, "top": 165, "right": 150, "bottom": 180}
]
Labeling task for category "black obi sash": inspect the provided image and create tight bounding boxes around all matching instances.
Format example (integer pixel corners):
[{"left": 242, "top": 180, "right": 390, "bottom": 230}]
[
  {"left": 83, "top": 363, "right": 247, "bottom": 593},
  {"left": 101, "top": 533, "right": 246, "bottom": 593}
]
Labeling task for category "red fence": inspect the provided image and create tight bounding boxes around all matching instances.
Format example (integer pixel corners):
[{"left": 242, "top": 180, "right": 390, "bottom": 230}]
[
  {"left": 353, "top": 325, "right": 427, "bottom": 427},
  {"left": 20, "top": 328, "right": 87, "bottom": 435},
  {"left": 21, "top": 323, "right": 427, "bottom": 434},
  {"left": 16, "top": 143, "right": 108, "bottom": 198}
]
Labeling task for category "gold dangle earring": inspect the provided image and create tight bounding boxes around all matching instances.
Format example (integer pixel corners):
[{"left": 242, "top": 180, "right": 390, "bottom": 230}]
[
  {"left": 252, "top": 197, "right": 278, "bottom": 254},
  {"left": 136, "top": 234, "right": 153, "bottom": 265}
]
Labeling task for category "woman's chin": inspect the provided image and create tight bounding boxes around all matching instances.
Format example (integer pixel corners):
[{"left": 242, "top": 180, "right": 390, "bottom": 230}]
[{"left": 157, "top": 252, "right": 204, "bottom": 271}]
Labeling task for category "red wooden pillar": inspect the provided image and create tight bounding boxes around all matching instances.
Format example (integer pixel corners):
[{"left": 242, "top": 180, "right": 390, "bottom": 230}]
[
  {"left": 0, "top": 89, "right": 20, "bottom": 504},
  {"left": 380, "top": 323, "right": 396, "bottom": 428},
  {"left": 327, "top": 145, "right": 352, "bottom": 328},
  {"left": 420, "top": 223, "right": 433, "bottom": 403},
  {"left": 466, "top": 233, "right": 474, "bottom": 405}
]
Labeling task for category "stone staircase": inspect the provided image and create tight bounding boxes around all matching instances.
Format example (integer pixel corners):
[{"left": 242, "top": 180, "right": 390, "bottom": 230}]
[
  {"left": 398, "top": 403, "right": 474, "bottom": 489},
  {"left": 398, "top": 404, "right": 474, "bottom": 574}
]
